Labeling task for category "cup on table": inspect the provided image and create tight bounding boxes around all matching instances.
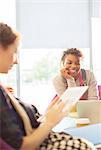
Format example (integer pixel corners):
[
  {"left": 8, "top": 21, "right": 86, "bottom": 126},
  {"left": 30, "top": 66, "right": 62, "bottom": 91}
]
[{"left": 76, "top": 118, "right": 90, "bottom": 127}]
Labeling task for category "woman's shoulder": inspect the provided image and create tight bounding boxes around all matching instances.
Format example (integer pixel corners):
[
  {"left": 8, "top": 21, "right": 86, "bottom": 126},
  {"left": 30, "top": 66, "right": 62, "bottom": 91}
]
[
  {"left": 81, "top": 69, "right": 94, "bottom": 76},
  {"left": 82, "top": 69, "right": 96, "bottom": 82}
]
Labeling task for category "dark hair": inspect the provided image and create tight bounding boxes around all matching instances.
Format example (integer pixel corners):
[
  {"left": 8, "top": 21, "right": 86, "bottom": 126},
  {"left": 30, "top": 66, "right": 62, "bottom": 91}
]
[
  {"left": 0, "top": 23, "right": 17, "bottom": 48},
  {"left": 61, "top": 48, "right": 83, "bottom": 64}
]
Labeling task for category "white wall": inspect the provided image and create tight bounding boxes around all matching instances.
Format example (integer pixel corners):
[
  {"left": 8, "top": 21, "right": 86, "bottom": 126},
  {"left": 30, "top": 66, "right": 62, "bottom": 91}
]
[
  {"left": 16, "top": 0, "right": 90, "bottom": 48},
  {"left": 90, "top": 0, "right": 101, "bottom": 17},
  {"left": 0, "top": 0, "right": 16, "bottom": 28}
]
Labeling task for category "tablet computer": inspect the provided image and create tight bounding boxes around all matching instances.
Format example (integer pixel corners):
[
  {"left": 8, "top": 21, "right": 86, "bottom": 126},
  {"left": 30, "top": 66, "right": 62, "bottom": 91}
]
[{"left": 60, "top": 86, "right": 88, "bottom": 111}]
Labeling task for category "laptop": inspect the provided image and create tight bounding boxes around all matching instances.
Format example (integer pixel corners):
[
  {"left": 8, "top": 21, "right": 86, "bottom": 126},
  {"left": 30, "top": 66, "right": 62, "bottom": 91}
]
[
  {"left": 64, "top": 123, "right": 101, "bottom": 147},
  {"left": 77, "top": 100, "right": 101, "bottom": 124}
]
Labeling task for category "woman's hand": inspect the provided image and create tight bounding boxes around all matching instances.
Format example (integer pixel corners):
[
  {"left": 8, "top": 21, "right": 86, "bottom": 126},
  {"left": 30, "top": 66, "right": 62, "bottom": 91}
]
[
  {"left": 37, "top": 96, "right": 59, "bottom": 122},
  {"left": 46, "top": 95, "right": 59, "bottom": 110},
  {"left": 43, "top": 96, "right": 68, "bottom": 128},
  {"left": 60, "top": 67, "right": 73, "bottom": 79},
  {"left": 6, "top": 87, "right": 14, "bottom": 94}
]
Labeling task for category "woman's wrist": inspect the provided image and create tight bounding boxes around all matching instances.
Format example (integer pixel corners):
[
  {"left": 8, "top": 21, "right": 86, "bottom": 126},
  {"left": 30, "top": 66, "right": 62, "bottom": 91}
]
[
  {"left": 40, "top": 121, "right": 53, "bottom": 133},
  {"left": 41, "top": 117, "right": 55, "bottom": 130}
]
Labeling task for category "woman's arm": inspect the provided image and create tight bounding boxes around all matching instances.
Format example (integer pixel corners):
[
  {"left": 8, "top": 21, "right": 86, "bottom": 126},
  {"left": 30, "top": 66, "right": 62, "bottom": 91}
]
[
  {"left": 21, "top": 122, "right": 52, "bottom": 150},
  {"left": 53, "top": 74, "right": 68, "bottom": 96},
  {"left": 53, "top": 74, "right": 76, "bottom": 97},
  {"left": 0, "top": 88, "right": 67, "bottom": 150},
  {"left": 21, "top": 99, "right": 67, "bottom": 150}
]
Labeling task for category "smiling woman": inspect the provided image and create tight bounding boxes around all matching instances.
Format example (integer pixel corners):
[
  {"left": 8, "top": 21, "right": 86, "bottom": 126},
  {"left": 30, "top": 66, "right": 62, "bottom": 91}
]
[{"left": 53, "top": 48, "right": 98, "bottom": 100}]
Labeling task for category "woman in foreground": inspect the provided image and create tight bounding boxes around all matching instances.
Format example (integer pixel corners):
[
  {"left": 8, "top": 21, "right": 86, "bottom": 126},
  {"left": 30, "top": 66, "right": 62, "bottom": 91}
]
[{"left": 0, "top": 23, "right": 95, "bottom": 150}]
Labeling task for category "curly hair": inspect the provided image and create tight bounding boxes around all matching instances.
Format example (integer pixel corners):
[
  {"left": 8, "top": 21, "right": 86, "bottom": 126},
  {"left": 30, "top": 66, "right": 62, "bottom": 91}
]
[{"left": 61, "top": 48, "right": 83, "bottom": 64}]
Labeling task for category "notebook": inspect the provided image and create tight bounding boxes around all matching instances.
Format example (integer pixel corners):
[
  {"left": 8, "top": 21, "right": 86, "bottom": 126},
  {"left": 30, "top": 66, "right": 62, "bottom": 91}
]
[
  {"left": 77, "top": 100, "right": 101, "bottom": 124},
  {"left": 64, "top": 123, "right": 101, "bottom": 146}
]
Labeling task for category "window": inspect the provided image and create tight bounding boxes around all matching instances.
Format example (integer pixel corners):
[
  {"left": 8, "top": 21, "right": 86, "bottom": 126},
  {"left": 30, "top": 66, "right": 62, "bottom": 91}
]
[{"left": 19, "top": 49, "right": 62, "bottom": 113}]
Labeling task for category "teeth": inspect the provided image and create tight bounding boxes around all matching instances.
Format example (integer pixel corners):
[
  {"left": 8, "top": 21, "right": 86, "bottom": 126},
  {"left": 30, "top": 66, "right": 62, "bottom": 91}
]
[{"left": 69, "top": 70, "right": 76, "bottom": 73}]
